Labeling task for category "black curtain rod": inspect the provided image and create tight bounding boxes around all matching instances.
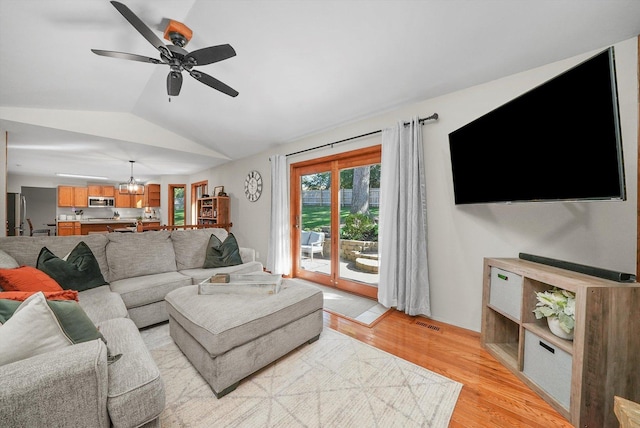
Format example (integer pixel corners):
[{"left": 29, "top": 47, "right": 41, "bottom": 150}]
[{"left": 284, "top": 113, "right": 439, "bottom": 158}]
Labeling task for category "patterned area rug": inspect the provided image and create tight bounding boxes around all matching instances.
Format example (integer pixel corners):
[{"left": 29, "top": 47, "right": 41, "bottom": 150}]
[{"left": 150, "top": 328, "right": 462, "bottom": 427}]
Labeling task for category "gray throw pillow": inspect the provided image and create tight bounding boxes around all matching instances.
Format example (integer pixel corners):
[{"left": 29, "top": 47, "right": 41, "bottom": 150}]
[
  {"left": 203, "top": 233, "right": 243, "bottom": 268},
  {"left": 0, "top": 250, "right": 19, "bottom": 269}
]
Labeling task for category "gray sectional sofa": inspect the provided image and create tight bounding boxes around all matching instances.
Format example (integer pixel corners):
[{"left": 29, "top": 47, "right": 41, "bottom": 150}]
[{"left": 0, "top": 228, "right": 263, "bottom": 428}]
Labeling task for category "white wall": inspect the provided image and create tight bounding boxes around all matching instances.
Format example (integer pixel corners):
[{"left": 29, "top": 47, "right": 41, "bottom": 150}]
[
  {"left": 1, "top": 130, "right": 6, "bottom": 237},
  {"left": 203, "top": 38, "right": 637, "bottom": 331}
]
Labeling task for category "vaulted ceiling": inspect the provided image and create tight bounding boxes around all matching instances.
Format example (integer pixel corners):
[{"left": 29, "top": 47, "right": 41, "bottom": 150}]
[{"left": 1, "top": 0, "right": 639, "bottom": 183}]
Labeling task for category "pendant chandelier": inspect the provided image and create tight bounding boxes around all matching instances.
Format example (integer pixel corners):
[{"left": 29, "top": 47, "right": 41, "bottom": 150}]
[{"left": 118, "top": 161, "right": 145, "bottom": 195}]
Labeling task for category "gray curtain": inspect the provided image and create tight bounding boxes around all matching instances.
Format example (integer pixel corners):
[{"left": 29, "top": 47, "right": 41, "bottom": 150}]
[
  {"left": 378, "top": 117, "right": 431, "bottom": 316},
  {"left": 266, "top": 154, "right": 292, "bottom": 275}
]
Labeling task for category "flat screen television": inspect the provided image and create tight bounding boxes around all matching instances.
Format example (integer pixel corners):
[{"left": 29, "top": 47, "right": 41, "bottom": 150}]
[{"left": 448, "top": 47, "right": 626, "bottom": 205}]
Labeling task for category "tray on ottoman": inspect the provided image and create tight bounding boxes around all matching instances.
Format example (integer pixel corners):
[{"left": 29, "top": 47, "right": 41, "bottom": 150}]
[{"left": 198, "top": 273, "right": 282, "bottom": 295}]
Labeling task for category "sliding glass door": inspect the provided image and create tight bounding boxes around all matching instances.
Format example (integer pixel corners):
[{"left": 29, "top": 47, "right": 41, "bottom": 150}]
[{"left": 292, "top": 146, "right": 381, "bottom": 298}]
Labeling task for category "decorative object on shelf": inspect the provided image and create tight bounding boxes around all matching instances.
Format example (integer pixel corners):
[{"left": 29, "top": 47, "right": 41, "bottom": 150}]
[
  {"left": 118, "top": 161, "right": 145, "bottom": 195},
  {"left": 213, "top": 186, "right": 224, "bottom": 196},
  {"left": 113, "top": 211, "right": 120, "bottom": 220},
  {"left": 546, "top": 316, "right": 574, "bottom": 340},
  {"left": 533, "top": 287, "right": 576, "bottom": 340},
  {"left": 244, "top": 170, "right": 262, "bottom": 202}
]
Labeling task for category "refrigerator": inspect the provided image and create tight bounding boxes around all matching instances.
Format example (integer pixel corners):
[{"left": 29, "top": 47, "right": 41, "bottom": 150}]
[{"left": 7, "top": 193, "right": 26, "bottom": 236}]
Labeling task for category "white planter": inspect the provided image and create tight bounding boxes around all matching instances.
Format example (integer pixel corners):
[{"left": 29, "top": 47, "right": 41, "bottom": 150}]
[{"left": 547, "top": 316, "right": 574, "bottom": 341}]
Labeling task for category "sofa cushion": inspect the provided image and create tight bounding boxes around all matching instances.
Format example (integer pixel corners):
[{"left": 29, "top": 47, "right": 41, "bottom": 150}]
[
  {"left": 0, "top": 235, "right": 109, "bottom": 279},
  {"left": 0, "top": 290, "right": 78, "bottom": 302},
  {"left": 0, "top": 266, "right": 63, "bottom": 292},
  {"left": 203, "top": 233, "right": 243, "bottom": 268},
  {"left": 109, "top": 272, "right": 191, "bottom": 309},
  {"left": 301, "top": 230, "right": 310, "bottom": 245},
  {"left": 180, "top": 261, "right": 265, "bottom": 284},
  {"left": 106, "top": 231, "right": 176, "bottom": 281},
  {"left": 0, "top": 250, "right": 19, "bottom": 269},
  {"left": 36, "top": 242, "right": 108, "bottom": 292},
  {"left": 97, "top": 317, "right": 165, "bottom": 428},
  {"left": 171, "top": 228, "right": 229, "bottom": 270},
  {"left": 79, "top": 286, "right": 129, "bottom": 324}
]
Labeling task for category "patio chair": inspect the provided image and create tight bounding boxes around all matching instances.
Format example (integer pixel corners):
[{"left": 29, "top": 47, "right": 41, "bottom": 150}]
[{"left": 301, "top": 231, "right": 325, "bottom": 261}]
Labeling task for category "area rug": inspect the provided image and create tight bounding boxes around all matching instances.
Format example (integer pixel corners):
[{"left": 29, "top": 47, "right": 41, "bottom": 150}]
[
  {"left": 291, "top": 279, "right": 391, "bottom": 326},
  {"left": 150, "top": 328, "right": 462, "bottom": 427}
]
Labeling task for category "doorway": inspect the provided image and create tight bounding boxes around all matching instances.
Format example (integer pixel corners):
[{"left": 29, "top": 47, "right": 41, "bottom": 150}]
[
  {"left": 168, "top": 184, "right": 185, "bottom": 226},
  {"left": 19, "top": 187, "right": 57, "bottom": 236},
  {"left": 291, "top": 146, "right": 381, "bottom": 298}
]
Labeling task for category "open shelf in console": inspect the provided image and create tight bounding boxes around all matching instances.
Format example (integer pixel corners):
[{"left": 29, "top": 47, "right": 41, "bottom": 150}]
[{"left": 483, "top": 307, "right": 520, "bottom": 370}]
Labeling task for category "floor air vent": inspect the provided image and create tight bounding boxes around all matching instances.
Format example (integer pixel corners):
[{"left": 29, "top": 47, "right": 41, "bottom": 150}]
[{"left": 415, "top": 320, "right": 440, "bottom": 331}]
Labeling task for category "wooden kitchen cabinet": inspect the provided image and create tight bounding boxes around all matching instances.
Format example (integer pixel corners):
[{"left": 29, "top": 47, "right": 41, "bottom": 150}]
[
  {"left": 57, "top": 221, "right": 80, "bottom": 236},
  {"left": 57, "top": 186, "right": 88, "bottom": 207},
  {"left": 144, "top": 184, "right": 161, "bottom": 207},
  {"left": 88, "top": 185, "right": 115, "bottom": 197},
  {"left": 74, "top": 187, "right": 88, "bottom": 207},
  {"left": 115, "top": 191, "right": 130, "bottom": 208},
  {"left": 116, "top": 191, "right": 144, "bottom": 208},
  {"left": 58, "top": 186, "right": 74, "bottom": 207},
  {"left": 132, "top": 193, "right": 144, "bottom": 209}
]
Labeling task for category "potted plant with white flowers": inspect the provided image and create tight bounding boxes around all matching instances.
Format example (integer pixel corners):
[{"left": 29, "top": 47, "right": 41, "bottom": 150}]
[{"left": 533, "top": 287, "right": 576, "bottom": 340}]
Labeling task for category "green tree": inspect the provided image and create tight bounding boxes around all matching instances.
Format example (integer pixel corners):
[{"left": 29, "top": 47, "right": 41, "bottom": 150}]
[
  {"left": 302, "top": 172, "right": 331, "bottom": 206},
  {"left": 340, "top": 164, "right": 380, "bottom": 189},
  {"left": 351, "top": 166, "right": 370, "bottom": 214}
]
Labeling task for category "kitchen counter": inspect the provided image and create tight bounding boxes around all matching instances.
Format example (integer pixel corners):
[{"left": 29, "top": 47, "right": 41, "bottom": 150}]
[{"left": 56, "top": 219, "right": 161, "bottom": 236}]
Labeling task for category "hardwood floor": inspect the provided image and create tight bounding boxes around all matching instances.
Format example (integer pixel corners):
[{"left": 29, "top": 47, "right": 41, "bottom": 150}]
[{"left": 323, "top": 310, "right": 573, "bottom": 427}]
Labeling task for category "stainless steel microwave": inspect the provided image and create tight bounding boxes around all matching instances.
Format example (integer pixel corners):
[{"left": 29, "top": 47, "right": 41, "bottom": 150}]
[{"left": 88, "top": 197, "right": 115, "bottom": 207}]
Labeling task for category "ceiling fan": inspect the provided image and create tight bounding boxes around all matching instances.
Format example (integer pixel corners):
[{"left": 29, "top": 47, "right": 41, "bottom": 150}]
[{"left": 92, "top": 1, "right": 238, "bottom": 97}]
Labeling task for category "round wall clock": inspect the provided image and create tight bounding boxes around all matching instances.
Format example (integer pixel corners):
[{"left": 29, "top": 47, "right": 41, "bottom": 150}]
[{"left": 244, "top": 170, "right": 263, "bottom": 202}]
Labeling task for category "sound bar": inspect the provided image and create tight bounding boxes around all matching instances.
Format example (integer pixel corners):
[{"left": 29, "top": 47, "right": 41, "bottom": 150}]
[{"left": 518, "top": 253, "right": 636, "bottom": 283}]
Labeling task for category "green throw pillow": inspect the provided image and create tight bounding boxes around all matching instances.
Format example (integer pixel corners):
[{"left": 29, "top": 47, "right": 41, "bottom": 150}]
[
  {"left": 203, "top": 233, "right": 243, "bottom": 268},
  {"left": 36, "top": 242, "right": 108, "bottom": 291}
]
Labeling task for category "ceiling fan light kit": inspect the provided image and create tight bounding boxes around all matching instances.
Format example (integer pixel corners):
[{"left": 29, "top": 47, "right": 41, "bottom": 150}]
[
  {"left": 92, "top": 1, "right": 238, "bottom": 97},
  {"left": 119, "top": 160, "right": 145, "bottom": 195}
]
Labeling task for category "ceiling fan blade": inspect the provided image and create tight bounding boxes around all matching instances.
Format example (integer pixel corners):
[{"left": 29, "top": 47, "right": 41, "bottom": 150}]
[
  {"left": 189, "top": 70, "right": 238, "bottom": 97},
  {"left": 167, "top": 71, "right": 183, "bottom": 96},
  {"left": 110, "top": 1, "right": 166, "bottom": 53},
  {"left": 185, "top": 44, "right": 236, "bottom": 66},
  {"left": 91, "top": 49, "right": 162, "bottom": 64}
]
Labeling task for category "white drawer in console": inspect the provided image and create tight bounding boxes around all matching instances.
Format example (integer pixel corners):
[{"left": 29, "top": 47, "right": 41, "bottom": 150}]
[
  {"left": 523, "top": 330, "right": 572, "bottom": 409},
  {"left": 489, "top": 267, "right": 523, "bottom": 321}
]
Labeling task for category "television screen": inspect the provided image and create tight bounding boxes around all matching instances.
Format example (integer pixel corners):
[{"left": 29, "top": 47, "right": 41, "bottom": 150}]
[{"left": 448, "top": 47, "right": 626, "bottom": 205}]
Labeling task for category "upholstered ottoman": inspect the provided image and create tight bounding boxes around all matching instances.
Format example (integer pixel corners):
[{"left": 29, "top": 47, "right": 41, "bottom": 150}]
[{"left": 165, "top": 279, "right": 323, "bottom": 398}]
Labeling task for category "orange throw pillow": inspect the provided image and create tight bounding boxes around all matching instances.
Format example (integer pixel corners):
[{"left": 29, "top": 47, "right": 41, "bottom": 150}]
[
  {"left": 0, "top": 266, "right": 63, "bottom": 292},
  {"left": 0, "top": 290, "right": 78, "bottom": 302}
]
